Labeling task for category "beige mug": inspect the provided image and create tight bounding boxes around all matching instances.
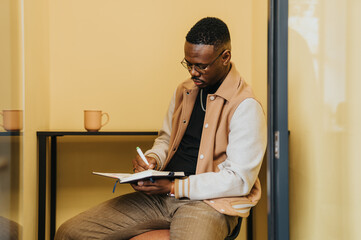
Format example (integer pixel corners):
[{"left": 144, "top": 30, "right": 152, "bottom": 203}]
[
  {"left": 84, "top": 110, "right": 109, "bottom": 132},
  {"left": 0, "top": 110, "right": 23, "bottom": 132}
]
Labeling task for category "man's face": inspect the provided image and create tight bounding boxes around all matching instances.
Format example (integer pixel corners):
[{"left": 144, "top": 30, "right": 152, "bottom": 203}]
[{"left": 183, "top": 41, "right": 227, "bottom": 88}]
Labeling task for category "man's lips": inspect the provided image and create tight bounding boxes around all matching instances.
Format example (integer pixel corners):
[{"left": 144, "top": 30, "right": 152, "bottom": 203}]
[{"left": 192, "top": 78, "right": 204, "bottom": 86}]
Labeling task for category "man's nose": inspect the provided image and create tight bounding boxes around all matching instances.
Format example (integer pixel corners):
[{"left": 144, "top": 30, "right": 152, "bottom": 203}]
[{"left": 189, "top": 66, "right": 201, "bottom": 77}]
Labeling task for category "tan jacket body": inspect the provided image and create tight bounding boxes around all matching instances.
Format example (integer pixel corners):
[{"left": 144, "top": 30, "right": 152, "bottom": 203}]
[{"left": 146, "top": 64, "right": 267, "bottom": 217}]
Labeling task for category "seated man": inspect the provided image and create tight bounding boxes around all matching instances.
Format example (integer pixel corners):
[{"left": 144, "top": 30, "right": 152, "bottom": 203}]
[{"left": 55, "top": 17, "right": 267, "bottom": 240}]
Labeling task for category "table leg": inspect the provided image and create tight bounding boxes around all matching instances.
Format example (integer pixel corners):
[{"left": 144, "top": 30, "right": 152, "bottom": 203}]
[
  {"left": 50, "top": 136, "right": 57, "bottom": 239},
  {"left": 38, "top": 136, "right": 47, "bottom": 240}
]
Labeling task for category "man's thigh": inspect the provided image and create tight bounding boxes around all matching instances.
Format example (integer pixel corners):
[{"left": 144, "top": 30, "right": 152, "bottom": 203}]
[
  {"left": 169, "top": 200, "right": 238, "bottom": 240},
  {"left": 55, "top": 192, "right": 170, "bottom": 240},
  {"left": 0, "top": 216, "right": 20, "bottom": 240}
]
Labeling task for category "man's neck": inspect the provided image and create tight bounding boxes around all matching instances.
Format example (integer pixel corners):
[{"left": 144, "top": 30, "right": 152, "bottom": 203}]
[{"left": 206, "top": 63, "right": 232, "bottom": 93}]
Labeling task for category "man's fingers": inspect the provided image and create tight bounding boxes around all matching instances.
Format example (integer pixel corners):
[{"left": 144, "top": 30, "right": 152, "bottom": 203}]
[
  {"left": 136, "top": 165, "right": 147, "bottom": 172},
  {"left": 133, "top": 185, "right": 159, "bottom": 193},
  {"left": 131, "top": 178, "right": 171, "bottom": 195},
  {"left": 147, "top": 158, "right": 157, "bottom": 170},
  {"left": 132, "top": 155, "right": 158, "bottom": 172},
  {"left": 135, "top": 155, "right": 149, "bottom": 170},
  {"left": 132, "top": 157, "right": 148, "bottom": 172}
]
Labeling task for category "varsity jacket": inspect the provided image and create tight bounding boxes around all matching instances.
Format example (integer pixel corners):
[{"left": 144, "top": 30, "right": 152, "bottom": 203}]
[{"left": 145, "top": 64, "right": 267, "bottom": 217}]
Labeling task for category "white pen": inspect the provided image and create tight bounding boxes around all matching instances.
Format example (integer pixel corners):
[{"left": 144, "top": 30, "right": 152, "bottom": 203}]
[{"left": 136, "top": 147, "right": 149, "bottom": 166}]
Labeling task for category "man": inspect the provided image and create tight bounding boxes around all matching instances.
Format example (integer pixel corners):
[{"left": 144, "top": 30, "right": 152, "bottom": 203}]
[{"left": 55, "top": 17, "right": 267, "bottom": 240}]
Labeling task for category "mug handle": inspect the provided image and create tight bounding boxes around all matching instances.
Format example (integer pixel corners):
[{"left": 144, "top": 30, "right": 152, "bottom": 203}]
[{"left": 101, "top": 112, "right": 110, "bottom": 127}]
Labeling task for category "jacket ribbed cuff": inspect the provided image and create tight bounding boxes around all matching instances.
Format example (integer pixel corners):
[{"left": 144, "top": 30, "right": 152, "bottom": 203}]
[{"left": 174, "top": 177, "right": 189, "bottom": 199}]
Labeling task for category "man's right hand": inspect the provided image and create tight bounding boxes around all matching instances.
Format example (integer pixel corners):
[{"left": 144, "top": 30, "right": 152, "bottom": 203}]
[{"left": 132, "top": 155, "right": 157, "bottom": 173}]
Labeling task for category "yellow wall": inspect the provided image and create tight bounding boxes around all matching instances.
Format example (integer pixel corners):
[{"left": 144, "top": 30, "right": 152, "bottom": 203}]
[
  {"left": 22, "top": 0, "right": 50, "bottom": 238},
  {"left": 48, "top": 0, "right": 256, "bottom": 131},
  {"left": 289, "top": 0, "right": 361, "bottom": 239},
  {"left": 10, "top": 0, "right": 268, "bottom": 239},
  {"left": 251, "top": 1, "right": 268, "bottom": 240},
  {"left": 0, "top": 0, "right": 23, "bottom": 111},
  {"left": 0, "top": 0, "right": 23, "bottom": 238}
]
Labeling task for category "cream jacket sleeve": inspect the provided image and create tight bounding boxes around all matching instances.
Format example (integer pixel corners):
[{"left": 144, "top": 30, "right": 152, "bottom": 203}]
[{"left": 176, "top": 98, "right": 267, "bottom": 200}]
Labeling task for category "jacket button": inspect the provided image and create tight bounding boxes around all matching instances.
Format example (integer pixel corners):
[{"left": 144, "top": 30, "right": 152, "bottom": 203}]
[
  {"left": 186, "top": 92, "right": 190, "bottom": 95},
  {"left": 183, "top": 120, "right": 186, "bottom": 123},
  {"left": 210, "top": 96, "right": 215, "bottom": 101},
  {"left": 200, "top": 154, "right": 204, "bottom": 159},
  {"left": 173, "top": 148, "right": 176, "bottom": 151},
  {"left": 204, "top": 123, "right": 209, "bottom": 128}
]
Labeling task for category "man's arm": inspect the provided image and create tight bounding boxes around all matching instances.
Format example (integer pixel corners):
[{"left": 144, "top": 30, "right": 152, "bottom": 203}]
[{"left": 174, "top": 98, "right": 267, "bottom": 200}]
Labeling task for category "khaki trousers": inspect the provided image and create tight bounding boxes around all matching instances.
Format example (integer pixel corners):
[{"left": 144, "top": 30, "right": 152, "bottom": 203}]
[
  {"left": 0, "top": 216, "right": 20, "bottom": 240},
  {"left": 55, "top": 192, "right": 239, "bottom": 240}
]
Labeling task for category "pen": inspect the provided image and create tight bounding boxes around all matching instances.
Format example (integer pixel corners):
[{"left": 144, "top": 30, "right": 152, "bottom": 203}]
[{"left": 136, "top": 147, "right": 149, "bottom": 166}]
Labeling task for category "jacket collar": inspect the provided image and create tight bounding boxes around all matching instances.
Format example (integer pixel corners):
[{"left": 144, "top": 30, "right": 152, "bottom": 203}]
[
  {"left": 182, "top": 62, "right": 241, "bottom": 102},
  {"left": 213, "top": 63, "right": 241, "bottom": 101}
]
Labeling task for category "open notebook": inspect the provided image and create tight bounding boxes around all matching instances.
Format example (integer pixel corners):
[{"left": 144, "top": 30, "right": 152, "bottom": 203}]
[{"left": 93, "top": 170, "right": 185, "bottom": 184}]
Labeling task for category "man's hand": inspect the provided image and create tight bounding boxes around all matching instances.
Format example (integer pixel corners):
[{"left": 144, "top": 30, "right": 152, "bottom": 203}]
[
  {"left": 131, "top": 178, "right": 172, "bottom": 195},
  {"left": 132, "top": 155, "right": 157, "bottom": 173}
]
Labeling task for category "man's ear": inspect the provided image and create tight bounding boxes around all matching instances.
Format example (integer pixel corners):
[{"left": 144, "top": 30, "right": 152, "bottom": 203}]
[{"left": 222, "top": 50, "right": 231, "bottom": 65}]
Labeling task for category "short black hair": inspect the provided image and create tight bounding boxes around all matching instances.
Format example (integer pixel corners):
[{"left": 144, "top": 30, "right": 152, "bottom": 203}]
[{"left": 186, "top": 17, "right": 230, "bottom": 50}]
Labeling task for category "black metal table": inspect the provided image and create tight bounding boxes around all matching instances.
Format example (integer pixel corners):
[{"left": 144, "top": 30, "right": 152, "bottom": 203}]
[{"left": 36, "top": 131, "right": 158, "bottom": 240}]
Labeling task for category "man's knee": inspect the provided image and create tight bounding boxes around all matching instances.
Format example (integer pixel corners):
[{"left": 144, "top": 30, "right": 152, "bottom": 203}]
[
  {"left": 0, "top": 217, "right": 20, "bottom": 240},
  {"left": 55, "top": 217, "right": 82, "bottom": 240}
]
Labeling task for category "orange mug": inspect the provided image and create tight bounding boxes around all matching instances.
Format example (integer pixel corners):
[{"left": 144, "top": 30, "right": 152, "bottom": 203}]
[
  {"left": 84, "top": 110, "right": 109, "bottom": 132},
  {"left": 0, "top": 110, "right": 23, "bottom": 132}
]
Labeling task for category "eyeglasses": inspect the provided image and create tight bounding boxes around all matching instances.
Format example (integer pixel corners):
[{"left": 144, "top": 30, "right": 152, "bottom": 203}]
[{"left": 181, "top": 49, "right": 226, "bottom": 74}]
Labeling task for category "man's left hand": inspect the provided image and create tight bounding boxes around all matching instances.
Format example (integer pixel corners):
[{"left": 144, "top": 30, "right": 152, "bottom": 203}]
[{"left": 131, "top": 178, "right": 172, "bottom": 195}]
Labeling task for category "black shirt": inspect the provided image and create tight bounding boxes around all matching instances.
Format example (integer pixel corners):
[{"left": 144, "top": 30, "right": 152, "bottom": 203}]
[{"left": 164, "top": 81, "right": 222, "bottom": 176}]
